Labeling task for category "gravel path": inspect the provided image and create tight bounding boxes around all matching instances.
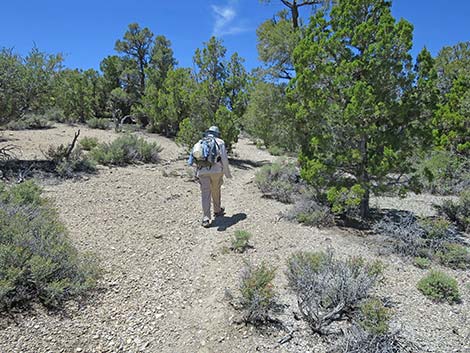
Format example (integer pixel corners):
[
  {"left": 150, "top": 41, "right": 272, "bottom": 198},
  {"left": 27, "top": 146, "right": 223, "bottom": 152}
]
[{"left": 0, "top": 125, "right": 469, "bottom": 353}]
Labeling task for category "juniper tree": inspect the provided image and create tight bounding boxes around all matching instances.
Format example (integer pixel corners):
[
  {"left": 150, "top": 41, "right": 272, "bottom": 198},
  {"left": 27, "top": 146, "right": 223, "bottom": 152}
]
[{"left": 292, "top": 0, "right": 416, "bottom": 218}]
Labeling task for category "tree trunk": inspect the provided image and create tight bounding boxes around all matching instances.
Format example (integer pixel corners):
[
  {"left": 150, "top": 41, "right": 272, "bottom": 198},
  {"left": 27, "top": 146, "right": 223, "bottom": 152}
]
[
  {"left": 359, "top": 135, "right": 370, "bottom": 219},
  {"left": 291, "top": 2, "right": 299, "bottom": 29}
]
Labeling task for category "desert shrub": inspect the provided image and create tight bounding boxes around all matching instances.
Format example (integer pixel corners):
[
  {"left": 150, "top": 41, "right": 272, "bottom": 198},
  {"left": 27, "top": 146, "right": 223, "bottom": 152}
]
[
  {"left": 0, "top": 182, "right": 99, "bottom": 309},
  {"left": 255, "top": 158, "right": 303, "bottom": 203},
  {"left": 285, "top": 191, "right": 334, "bottom": 227},
  {"left": 374, "top": 213, "right": 462, "bottom": 260},
  {"left": 45, "top": 144, "right": 95, "bottom": 178},
  {"left": 286, "top": 250, "right": 381, "bottom": 335},
  {"left": 239, "top": 262, "right": 276, "bottom": 325},
  {"left": 373, "top": 213, "right": 427, "bottom": 257},
  {"left": 231, "top": 230, "right": 252, "bottom": 253},
  {"left": 79, "top": 136, "right": 99, "bottom": 151},
  {"left": 43, "top": 107, "right": 66, "bottom": 123},
  {"left": 90, "top": 134, "right": 162, "bottom": 166},
  {"left": 357, "top": 298, "right": 391, "bottom": 336},
  {"left": 86, "top": 117, "right": 110, "bottom": 130},
  {"left": 436, "top": 243, "right": 470, "bottom": 269},
  {"left": 417, "top": 270, "right": 460, "bottom": 304},
  {"left": 437, "top": 188, "right": 470, "bottom": 232},
  {"left": 5, "top": 113, "right": 52, "bottom": 130},
  {"left": 268, "top": 145, "right": 284, "bottom": 156},
  {"left": 414, "top": 150, "right": 470, "bottom": 195},
  {"left": 331, "top": 325, "right": 417, "bottom": 353},
  {"left": 420, "top": 218, "right": 460, "bottom": 254},
  {"left": 413, "top": 257, "right": 431, "bottom": 269}
]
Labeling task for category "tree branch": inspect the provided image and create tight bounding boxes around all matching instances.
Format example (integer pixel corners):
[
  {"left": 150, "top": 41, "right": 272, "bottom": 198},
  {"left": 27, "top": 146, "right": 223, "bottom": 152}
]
[{"left": 65, "top": 130, "right": 80, "bottom": 161}]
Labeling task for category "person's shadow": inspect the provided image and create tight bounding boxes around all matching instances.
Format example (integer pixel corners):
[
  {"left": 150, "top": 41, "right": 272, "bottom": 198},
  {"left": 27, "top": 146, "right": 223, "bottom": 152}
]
[{"left": 211, "top": 213, "right": 247, "bottom": 231}]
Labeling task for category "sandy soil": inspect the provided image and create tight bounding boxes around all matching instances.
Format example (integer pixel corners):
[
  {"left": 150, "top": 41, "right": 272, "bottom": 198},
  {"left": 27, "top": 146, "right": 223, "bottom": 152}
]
[{"left": 0, "top": 124, "right": 469, "bottom": 353}]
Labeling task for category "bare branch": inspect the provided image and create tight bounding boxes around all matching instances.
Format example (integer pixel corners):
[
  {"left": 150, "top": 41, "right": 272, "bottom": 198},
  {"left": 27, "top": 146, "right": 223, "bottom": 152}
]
[{"left": 65, "top": 130, "right": 80, "bottom": 161}]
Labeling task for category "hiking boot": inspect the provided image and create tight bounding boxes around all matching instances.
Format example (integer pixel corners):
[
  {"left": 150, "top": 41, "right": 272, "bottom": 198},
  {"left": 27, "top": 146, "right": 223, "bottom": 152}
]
[
  {"left": 202, "top": 217, "right": 210, "bottom": 228},
  {"left": 214, "top": 207, "right": 225, "bottom": 217}
]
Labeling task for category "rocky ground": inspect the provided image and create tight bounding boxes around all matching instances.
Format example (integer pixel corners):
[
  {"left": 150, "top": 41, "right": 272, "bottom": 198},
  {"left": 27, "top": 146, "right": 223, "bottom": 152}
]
[{"left": 0, "top": 124, "right": 469, "bottom": 353}]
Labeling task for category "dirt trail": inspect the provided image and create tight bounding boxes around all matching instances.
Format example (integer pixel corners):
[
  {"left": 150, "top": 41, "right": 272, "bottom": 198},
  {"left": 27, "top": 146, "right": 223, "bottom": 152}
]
[{"left": 0, "top": 125, "right": 469, "bottom": 353}]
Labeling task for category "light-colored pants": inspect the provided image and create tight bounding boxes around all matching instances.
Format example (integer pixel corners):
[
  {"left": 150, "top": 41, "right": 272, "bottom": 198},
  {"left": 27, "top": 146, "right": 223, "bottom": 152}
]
[{"left": 199, "top": 172, "right": 224, "bottom": 219}]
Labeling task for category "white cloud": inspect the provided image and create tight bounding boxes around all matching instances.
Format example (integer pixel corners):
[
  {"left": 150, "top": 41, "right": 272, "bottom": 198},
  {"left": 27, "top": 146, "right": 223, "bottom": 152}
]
[{"left": 211, "top": 1, "right": 249, "bottom": 37}]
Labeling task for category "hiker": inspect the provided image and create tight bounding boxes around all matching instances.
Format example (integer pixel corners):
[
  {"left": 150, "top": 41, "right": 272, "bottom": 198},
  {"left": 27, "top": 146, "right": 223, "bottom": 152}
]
[{"left": 188, "top": 126, "right": 232, "bottom": 227}]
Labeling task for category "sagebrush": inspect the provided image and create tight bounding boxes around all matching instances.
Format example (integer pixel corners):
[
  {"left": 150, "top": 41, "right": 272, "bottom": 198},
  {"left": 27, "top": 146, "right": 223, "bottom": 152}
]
[
  {"left": 0, "top": 181, "right": 99, "bottom": 309},
  {"left": 286, "top": 250, "right": 382, "bottom": 335},
  {"left": 239, "top": 262, "right": 276, "bottom": 325}
]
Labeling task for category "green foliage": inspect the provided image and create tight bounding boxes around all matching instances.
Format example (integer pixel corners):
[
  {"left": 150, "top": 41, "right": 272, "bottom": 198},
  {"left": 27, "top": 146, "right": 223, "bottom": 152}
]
[
  {"left": 143, "top": 68, "right": 194, "bottom": 137},
  {"left": 326, "top": 184, "right": 365, "bottom": 215},
  {"left": 358, "top": 298, "right": 391, "bottom": 336},
  {"left": 255, "top": 158, "right": 302, "bottom": 203},
  {"left": 413, "top": 256, "right": 431, "bottom": 269},
  {"left": 292, "top": 0, "right": 416, "bottom": 219},
  {"left": 414, "top": 150, "right": 470, "bottom": 195},
  {"left": 239, "top": 262, "right": 276, "bottom": 324},
  {"left": 432, "top": 42, "right": 470, "bottom": 156},
  {"left": 437, "top": 243, "right": 470, "bottom": 270},
  {"left": 0, "top": 180, "right": 43, "bottom": 206},
  {"left": 417, "top": 270, "right": 460, "bottom": 304},
  {"left": 86, "top": 117, "right": 110, "bottom": 130},
  {"left": 0, "top": 47, "right": 63, "bottom": 124},
  {"left": 176, "top": 37, "right": 246, "bottom": 151},
  {"left": 44, "top": 144, "right": 96, "bottom": 178},
  {"left": 0, "top": 182, "right": 99, "bottom": 309},
  {"left": 115, "top": 23, "right": 154, "bottom": 95},
  {"left": 437, "top": 188, "right": 470, "bottom": 232},
  {"left": 231, "top": 230, "right": 252, "bottom": 253},
  {"left": 54, "top": 69, "right": 102, "bottom": 123},
  {"left": 243, "top": 81, "right": 298, "bottom": 152},
  {"left": 90, "top": 134, "right": 162, "bottom": 166},
  {"left": 79, "top": 136, "right": 99, "bottom": 151},
  {"left": 256, "top": 10, "right": 300, "bottom": 80},
  {"left": 5, "top": 113, "right": 52, "bottom": 130}
]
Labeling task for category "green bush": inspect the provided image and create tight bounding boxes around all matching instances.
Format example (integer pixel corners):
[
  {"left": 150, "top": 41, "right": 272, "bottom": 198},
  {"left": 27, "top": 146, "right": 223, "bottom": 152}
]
[
  {"left": 90, "top": 134, "right": 162, "bottom": 166},
  {"left": 79, "top": 136, "right": 99, "bottom": 151},
  {"left": 239, "top": 262, "right": 276, "bottom": 325},
  {"left": 414, "top": 150, "right": 470, "bottom": 195},
  {"left": 437, "top": 188, "right": 470, "bottom": 233},
  {"left": 255, "top": 158, "right": 302, "bottom": 203},
  {"left": 413, "top": 256, "right": 431, "bottom": 269},
  {"left": 45, "top": 144, "right": 96, "bottom": 178},
  {"left": 86, "top": 117, "right": 110, "bottom": 130},
  {"left": 358, "top": 298, "right": 391, "bottom": 336},
  {"left": 43, "top": 107, "right": 66, "bottom": 123},
  {"left": 417, "top": 270, "right": 460, "bottom": 304},
  {"left": 5, "top": 113, "right": 52, "bottom": 130},
  {"left": 268, "top": 145, "right": 284, "bottom": 156},
  {"left": 285, "top": 190, "right": 334, "bottom": 227},
  {"left": 0, "top": 182, "right": 99, "bottom": 309},
  {"left": 231, "top": 230, "right": 252, "bottom": 253},
  {"left": 437, "top": 243, "right": 470, "bottom": 269}
]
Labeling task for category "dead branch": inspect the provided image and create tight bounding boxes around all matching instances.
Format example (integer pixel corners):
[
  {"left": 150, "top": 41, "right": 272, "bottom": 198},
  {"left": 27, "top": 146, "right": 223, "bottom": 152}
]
[{"left": 65, "top": 130, "right": 80, "bottom": 160}]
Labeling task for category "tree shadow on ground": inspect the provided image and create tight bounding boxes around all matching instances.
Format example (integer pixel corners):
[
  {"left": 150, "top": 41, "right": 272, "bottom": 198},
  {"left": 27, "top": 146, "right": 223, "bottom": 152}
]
[
  {"left": 211, "top": 212, "right": 247, "bottom": 231},
  {"left": 228, "top": 158, "right": 270, "bottom": 170}
]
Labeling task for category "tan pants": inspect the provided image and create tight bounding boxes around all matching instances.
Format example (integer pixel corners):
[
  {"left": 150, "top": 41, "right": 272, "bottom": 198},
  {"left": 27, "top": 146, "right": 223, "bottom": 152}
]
[{"left": 199, "top": 172, "right": 224, "bottom": 219}]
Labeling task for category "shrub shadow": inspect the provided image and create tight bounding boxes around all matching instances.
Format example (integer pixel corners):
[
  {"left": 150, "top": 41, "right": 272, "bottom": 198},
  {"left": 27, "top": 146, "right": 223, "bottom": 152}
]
[
  {"left": 229, "top": 158, "right": 270, "bottom": 170},
  {"left": 212, "top": 212, "right": 247, "bottom": 231}
]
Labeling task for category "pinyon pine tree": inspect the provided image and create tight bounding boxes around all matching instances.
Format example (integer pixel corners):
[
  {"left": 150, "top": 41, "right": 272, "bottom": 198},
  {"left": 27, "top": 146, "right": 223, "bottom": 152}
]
[{"left": 292, "top": 0, "right": 416, "bottom": 218}]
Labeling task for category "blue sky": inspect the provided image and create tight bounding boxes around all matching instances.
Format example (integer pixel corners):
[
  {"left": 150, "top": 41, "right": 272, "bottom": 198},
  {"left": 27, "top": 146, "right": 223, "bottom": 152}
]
[{"left": 1, "top": 0, "right": 469, "bottom": 72}]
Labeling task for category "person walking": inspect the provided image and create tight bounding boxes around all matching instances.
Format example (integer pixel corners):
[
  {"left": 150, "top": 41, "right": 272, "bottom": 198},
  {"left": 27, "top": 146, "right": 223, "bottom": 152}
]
[{"left": 188, "top": 126, "right": 232, "bottom": 227}]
